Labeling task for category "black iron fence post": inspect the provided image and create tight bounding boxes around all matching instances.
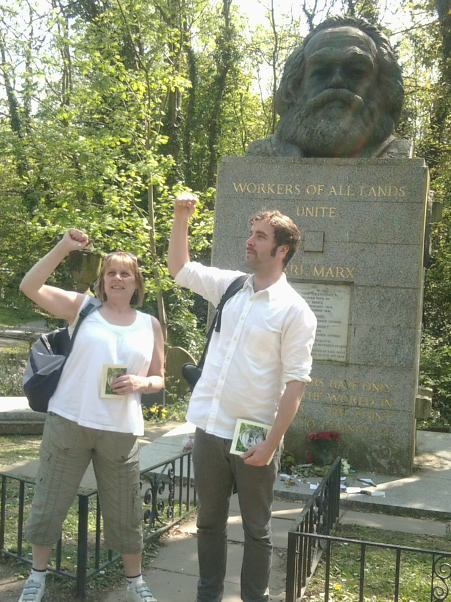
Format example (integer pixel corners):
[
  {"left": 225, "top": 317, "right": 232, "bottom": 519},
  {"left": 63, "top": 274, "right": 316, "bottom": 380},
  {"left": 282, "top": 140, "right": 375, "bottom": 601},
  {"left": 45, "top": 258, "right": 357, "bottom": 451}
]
[{"left": 76, "top": 493, "right": 90, "bottom": 598}]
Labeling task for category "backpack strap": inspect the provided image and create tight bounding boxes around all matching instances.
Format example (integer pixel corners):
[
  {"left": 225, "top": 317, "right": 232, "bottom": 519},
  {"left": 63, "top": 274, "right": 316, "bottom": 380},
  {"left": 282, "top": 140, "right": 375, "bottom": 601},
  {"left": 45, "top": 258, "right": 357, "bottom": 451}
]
[
  {"left": 214, "top": 274, "right": 248, "bottom": 333},
  {"left": 198, "top": 274, "right": 247, "bottom": 370},
  {"left": 67, "top": 297, "right": 102, "bottom": 355}
]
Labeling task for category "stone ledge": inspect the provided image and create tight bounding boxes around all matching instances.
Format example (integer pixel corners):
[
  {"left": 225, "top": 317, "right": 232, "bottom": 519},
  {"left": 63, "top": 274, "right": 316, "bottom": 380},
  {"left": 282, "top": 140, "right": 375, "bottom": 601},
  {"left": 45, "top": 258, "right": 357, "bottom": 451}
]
[
  {"left": 0, "top": 397, "right": 45, "bottom": 434},
  {"left": 0, "top": 410, "right": 46, "bottom": 421},
  {"left": 0, "top": 421, "right": 44, "bottom": 435}
]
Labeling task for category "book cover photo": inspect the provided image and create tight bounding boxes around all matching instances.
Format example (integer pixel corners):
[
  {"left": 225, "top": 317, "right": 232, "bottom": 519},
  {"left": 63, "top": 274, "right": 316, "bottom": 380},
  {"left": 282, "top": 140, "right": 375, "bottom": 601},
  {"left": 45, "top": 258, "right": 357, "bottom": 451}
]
[
  {"left": 100, "top": 364, "right": 128, "bottom": 399},
  {"left": 230, "top": 419, "right": 274, "bottom": 464}
]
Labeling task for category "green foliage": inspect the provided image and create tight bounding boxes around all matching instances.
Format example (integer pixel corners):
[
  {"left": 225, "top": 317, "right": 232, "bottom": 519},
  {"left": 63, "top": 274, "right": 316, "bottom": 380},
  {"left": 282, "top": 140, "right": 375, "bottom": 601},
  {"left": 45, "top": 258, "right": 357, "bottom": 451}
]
[
  {"left": 0, "top": 0, "right": 217, "bottom": 350},
  {"left": 393, "top": 0, "right": 451, "bottom": 423},
  {"left": 0, "top": 349, "right": 27, "bottom": 396},
  {"left": 143, "top": 397, "right": 189, "bottom": 423},
  {"left": 0, "top": 305, "right": 44, "bottom": 327},
  {"left": 420, "top": 334, "right": 451, "bottom": 425},
  {"left": 280, "top": 449, "right": 296, "bottom": 473}
]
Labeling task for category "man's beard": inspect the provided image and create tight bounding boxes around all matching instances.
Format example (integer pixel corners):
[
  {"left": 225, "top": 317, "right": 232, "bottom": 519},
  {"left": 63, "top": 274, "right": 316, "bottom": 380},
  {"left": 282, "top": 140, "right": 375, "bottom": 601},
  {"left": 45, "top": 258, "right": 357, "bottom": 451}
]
[{"left": 277, "top": 89, "right": 394, "bottom": 158}]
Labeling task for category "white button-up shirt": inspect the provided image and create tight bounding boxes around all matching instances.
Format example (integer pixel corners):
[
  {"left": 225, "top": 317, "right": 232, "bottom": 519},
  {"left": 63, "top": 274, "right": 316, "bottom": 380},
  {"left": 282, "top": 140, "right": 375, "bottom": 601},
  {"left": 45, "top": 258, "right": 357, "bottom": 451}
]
[{"left": 175, "top": 262, "right": 317, "bottom": 439}]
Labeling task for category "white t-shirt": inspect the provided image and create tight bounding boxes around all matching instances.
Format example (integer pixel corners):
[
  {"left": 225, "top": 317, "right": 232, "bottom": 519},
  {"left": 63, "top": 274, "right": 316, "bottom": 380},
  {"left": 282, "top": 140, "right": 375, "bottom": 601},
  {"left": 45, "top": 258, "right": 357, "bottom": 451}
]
[
  {"left": 48, "top": 296, "right": 155, "bottom": 435},
  {"left": 175, "top": 262, "right": 317, "bottom": 439}
]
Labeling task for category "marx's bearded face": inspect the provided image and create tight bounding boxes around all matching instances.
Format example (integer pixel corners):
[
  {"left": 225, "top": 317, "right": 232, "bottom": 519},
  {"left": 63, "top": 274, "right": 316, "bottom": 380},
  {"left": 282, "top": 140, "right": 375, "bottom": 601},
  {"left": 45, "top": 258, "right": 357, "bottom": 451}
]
[{"left": 277, "top": 27, "right": 395, "bottom": 158}]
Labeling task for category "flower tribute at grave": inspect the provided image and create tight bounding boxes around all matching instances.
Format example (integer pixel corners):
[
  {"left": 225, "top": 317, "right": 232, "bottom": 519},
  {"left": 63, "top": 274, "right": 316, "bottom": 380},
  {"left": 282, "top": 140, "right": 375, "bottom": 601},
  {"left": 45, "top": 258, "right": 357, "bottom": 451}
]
[{"left": 306, "top": 430, "right": 340, "bottom": 466}]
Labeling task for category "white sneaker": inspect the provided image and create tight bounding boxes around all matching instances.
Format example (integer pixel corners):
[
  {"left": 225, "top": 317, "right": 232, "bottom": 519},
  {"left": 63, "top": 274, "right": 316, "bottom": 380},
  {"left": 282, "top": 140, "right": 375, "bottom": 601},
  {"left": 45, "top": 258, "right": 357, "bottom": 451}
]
[
  {"left": 18, "top": 578, "right": 45, "bottom": 602},
  {"left": 126, "top": 580, "right": 157, "bottom": 602}
]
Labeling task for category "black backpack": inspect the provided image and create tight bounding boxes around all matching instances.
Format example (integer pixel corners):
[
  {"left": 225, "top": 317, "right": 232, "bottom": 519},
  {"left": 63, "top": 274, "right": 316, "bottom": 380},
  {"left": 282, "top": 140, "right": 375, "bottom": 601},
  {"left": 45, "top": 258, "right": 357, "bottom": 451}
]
[{"left": 23, "top": 299, "right": 101, "bottom": 412}]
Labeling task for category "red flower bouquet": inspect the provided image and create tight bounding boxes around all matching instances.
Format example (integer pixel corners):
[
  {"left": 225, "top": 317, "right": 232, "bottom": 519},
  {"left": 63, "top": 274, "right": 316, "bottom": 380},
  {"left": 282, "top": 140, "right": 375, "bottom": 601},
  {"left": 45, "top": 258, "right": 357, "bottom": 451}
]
[
  {"left": 306, "top": 431, "right": 340, "bottom": 465},
  {"left": 307, "top": 430, "right": 340, "bottom": 442}
]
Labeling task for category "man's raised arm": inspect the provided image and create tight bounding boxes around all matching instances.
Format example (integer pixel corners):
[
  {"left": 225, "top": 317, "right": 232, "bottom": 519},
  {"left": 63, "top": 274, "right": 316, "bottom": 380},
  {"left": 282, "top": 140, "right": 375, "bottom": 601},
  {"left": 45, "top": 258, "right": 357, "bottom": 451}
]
[{"left": 168, "top": 192, "right": 198, "bottom": 277}]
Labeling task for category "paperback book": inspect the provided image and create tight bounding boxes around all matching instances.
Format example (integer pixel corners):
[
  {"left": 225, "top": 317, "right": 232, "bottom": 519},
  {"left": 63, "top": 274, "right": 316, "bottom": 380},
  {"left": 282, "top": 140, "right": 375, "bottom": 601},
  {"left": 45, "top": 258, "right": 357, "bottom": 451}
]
[{"left": 100, "top": 364, "right": 128, "bottom": 399}]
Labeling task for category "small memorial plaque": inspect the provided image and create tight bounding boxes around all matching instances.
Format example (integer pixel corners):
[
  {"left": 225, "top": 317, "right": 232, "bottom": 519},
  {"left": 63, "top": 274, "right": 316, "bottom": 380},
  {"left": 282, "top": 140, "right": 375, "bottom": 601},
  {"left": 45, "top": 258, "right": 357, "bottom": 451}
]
[{"left": 291, "top": 282, "right": 351, "bottom": 362}]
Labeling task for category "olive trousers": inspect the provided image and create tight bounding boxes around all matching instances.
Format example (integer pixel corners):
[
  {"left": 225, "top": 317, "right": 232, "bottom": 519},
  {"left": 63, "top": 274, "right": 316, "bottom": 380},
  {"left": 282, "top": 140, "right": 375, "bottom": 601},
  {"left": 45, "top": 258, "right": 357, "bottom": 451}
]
[
  {"left": 25, "top": 413, "right": 142, "bottom": 554},
  {"left": 192, "top": 427, "right": 279, "bottom": 602}
]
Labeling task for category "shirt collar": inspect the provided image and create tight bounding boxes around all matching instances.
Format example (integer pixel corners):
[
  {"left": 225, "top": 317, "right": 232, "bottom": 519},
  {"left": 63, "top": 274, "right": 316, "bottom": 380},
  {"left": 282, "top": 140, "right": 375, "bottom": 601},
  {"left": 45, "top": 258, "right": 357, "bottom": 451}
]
[{"left": 245, "top": 272, "right": 287, "bottom": 300}]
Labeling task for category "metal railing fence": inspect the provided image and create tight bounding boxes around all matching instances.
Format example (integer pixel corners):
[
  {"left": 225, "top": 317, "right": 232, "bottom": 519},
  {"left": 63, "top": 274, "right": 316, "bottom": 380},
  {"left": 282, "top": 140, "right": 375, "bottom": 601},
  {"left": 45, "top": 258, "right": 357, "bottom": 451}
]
[
  {"left": 285, "top": 455, "right": 451, "bottom": 601},
  {"left": 0, "top": 450, "right": 196, "bottom": 598},
  {"left": 288, "top": 530, "right": 451, "bottom": 601},
  {"left": 286, "top": 456, "right": 341, "bottom": 601}
]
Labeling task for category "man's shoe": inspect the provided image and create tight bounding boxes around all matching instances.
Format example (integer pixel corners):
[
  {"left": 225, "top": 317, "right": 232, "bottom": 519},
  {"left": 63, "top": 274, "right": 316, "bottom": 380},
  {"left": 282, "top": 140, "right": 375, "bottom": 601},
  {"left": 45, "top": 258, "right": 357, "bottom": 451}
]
[
  {"left": 18, "top": 578, "right": 45, "bottom": 602},
  {"left": 125, "top": 580, "right": 157, "bottom": 602}
]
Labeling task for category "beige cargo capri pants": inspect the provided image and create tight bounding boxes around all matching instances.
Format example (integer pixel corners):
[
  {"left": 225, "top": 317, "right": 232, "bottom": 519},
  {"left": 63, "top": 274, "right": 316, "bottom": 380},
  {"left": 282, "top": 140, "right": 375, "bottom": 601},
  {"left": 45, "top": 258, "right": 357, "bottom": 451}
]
[{"left": 25, "top": 413, "right": 143, "bottom": 554}]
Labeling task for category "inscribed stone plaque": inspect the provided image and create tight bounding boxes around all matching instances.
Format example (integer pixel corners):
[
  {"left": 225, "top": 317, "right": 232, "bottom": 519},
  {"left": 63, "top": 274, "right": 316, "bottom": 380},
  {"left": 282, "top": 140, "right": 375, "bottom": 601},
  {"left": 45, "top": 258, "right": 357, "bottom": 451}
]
[{"left": 290, "top": 282, "right": 350, "bottom": 362}]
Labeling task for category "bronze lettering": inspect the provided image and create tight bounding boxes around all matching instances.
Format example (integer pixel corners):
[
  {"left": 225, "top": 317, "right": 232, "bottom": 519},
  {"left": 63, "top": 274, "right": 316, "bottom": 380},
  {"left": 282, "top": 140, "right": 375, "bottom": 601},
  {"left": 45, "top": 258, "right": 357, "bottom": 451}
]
[
  {"left": 306, "top": 391, "right": 323, "bottom": 401},
  {"left": 312, "top": 265, "right": 355, "bottom": 279},
  {"left": 327, "top": 393, "right": 376, "bottom": 406},
  {"left": 359, "top": 184, "right": 408, "bottom": 198},
  {"left": 353, "top": 409, "right": 392, "bottom": 422},
  {"left": 328, "top": 185, "right": 354, "bottom": 196},
  {"left": 377, "top": 426, "right": 391, "bottom": 436},
  {"left": 306, "top": 184, "right": 327, "bottom": 195},
  {"left": 231, "top": 181, "right": 408, "bottom": 198},
  {"left": 362, "top": 382, "right": 392, "bottom": 393},
  {"left": 297, "top": 205, "right": 336, "bottom": 217},
  {"left": 286, "top": 263, "right": 305, "bottom": 276},
  {"left": 329, "top": 379, "right": 357, "bottom": 389},
  {"left": 300, "top": 418, "right": 317, "bottom": 429}
]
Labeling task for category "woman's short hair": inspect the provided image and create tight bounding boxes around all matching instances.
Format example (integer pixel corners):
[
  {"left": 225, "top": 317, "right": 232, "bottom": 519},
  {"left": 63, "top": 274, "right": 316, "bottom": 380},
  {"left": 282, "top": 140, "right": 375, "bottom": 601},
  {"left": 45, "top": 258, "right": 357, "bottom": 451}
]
[{"left": 94, "top": 251, "right": 144, "bottom": 306}]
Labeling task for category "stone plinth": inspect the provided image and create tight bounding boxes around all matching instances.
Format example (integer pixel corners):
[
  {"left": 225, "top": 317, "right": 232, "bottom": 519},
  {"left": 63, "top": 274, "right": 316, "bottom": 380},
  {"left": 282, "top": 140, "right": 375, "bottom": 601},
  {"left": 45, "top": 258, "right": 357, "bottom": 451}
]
[{"left": 213, "top": 156, "right": 430, "bottom": 476}]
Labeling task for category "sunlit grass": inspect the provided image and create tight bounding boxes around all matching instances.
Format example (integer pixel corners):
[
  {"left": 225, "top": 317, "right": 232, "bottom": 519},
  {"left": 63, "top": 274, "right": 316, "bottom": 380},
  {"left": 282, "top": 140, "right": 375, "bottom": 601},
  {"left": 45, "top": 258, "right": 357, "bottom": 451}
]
[
  {"left": 304, "top": 524, "right": 451, "bottom": 601},
  {"left": 0, "top": 435, "right": 41, "bottom": 465},
  {"left": 0, "top": 305, "right": 45, "bottom": 328}
]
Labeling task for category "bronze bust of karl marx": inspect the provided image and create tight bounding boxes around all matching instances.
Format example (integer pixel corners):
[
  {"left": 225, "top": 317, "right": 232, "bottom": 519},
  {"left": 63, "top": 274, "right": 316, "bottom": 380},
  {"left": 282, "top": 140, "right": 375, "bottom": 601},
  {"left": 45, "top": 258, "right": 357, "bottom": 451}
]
[{"left": 246, "top": 16, "right": 412, "bottom": 159}]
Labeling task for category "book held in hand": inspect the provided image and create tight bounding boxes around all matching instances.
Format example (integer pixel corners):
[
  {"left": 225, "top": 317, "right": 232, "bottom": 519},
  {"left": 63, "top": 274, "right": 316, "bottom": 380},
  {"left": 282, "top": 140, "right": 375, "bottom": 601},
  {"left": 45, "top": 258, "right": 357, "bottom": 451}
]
[
  {"left": 100, "top": 364, "right": 128, "bottom": 399},
  {"left": 230, "top": 419, "right": 274, "bottom": 464}
]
